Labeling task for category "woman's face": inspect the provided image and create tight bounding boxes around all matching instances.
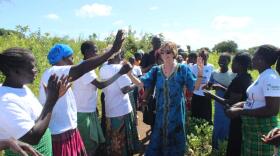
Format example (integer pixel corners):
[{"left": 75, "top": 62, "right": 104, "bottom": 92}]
[
  {"left": 19, "top": 57, "right": 37, "bottom": 84},
  {"left": 160, "top": 49, "right": 174, "bottom": 63},
  {"left": 63, "top": 55, "right": 74, "bottom": 65},
  {"left": 218, "top": 56, "right": 229, "bottom": 69},
  {"left": 231, "top": 59, "right": 239, "bottom": 73},
  {"left": 252, "top": 52, "right": 263, "bottom": 70}
]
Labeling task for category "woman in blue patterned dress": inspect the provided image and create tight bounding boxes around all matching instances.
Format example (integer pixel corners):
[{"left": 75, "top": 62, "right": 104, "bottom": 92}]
[{"left": 128, "top": 42, "right": 203, "bottom": 156}]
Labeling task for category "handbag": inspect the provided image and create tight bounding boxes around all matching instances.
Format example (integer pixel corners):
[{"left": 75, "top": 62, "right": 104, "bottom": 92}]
[
  {"left": 143, "top": 95, "right": 156, "bottom": 125},
  {"left": 142, "top": 67, "right": 158, "bottom": 125}
]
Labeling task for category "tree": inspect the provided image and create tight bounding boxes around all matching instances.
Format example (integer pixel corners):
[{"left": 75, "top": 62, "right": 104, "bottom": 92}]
[{"left": 212, "top": 40, "right": 238, "bottom": 53}]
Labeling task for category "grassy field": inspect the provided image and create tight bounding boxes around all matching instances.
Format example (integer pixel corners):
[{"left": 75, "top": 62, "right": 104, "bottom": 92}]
[{"left": 0, "top": 31, "right": 275, "bottom": 156}]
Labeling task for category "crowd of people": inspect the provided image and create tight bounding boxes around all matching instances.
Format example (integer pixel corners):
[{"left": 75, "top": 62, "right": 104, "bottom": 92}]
[{"left": 0, "top": 29, "right": 280, "bottom": 156}]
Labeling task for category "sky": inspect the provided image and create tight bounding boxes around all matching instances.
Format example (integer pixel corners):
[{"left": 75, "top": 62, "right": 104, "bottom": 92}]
[{"left": 0, "top": 0, "right": 279, "bottom": 50}]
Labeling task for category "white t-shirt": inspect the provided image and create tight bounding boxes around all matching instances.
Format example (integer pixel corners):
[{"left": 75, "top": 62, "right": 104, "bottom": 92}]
[
  {"left": 0, "top": 85, "right": 42, "bottom": 139},
  {"left": 132, "top": 65, "right": 142, "bottom": 77},
  {"left": 99, "top": 64, "right": 133, "bottom": 117},
  {"left": 39, "top": 66, "right": 77, "bottom": 135},
  {"left": 244, "top": 68, "right": 280, "bottom": 109},
  {"left": 191, "top": 63, "right": 214, "bottom": 96},
  {"left": 72, "top": 69, "right": 98, "bottom": 113}
]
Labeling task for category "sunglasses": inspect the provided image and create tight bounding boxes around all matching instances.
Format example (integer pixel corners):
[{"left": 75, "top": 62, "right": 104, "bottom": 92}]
[{"left": 160, "top": 50, "right": 172, "bottom": 55}]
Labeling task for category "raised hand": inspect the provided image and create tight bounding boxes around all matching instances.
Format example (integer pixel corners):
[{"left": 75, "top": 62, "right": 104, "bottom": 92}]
[
  {"left": 57, "top": 75, "right": 72, "bottom": 98},
  {"left": 8, "top": 138, "right": 42, "bottom": 156},
  {"left": 44, "top": 74, "right": 71, "bottom": 105},
  {"left": 196, "top": 56, "right": 204, "bottom": 76},
  {"left": 119, "top": 63, "right": 133, "bottom": 75},
  {"left": 111, "top": 29, "right": 125, "bottom": 53}
]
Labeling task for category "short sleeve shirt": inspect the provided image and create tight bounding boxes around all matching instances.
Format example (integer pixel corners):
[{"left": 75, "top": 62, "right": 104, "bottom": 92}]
[
  {"left": 99, "top": 64, "right": 133, "bottom": 117},
  {"left": 191, "top": 63, "right": 214, "bottom": 96},
  {"left": 0, "top": 85, "right": 42, "bottom": 139},
  {"left": 244, "top": 68, "right": 280, "bottom": 109},
  {"left": 72, "top": 69, "right": 98, "bottom": 113},
  {"left": 39, "top": 66, "right": 77, "bottom": 135}
]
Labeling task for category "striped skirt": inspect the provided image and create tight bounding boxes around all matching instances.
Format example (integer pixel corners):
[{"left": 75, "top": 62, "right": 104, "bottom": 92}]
[
  {"left": 52, "top": 128, "right": 87, "bottom": 156},
  {"left": 5, "top": 129, "right": 52, "bottom": 156},
  {"left": 242, "top": 116, "right": 279, "bottom": 156}
]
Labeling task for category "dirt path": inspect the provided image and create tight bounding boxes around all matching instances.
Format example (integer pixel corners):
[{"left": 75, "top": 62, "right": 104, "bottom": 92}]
[{"left": 134, "top": 111, "right": 151, "bottom": 156}]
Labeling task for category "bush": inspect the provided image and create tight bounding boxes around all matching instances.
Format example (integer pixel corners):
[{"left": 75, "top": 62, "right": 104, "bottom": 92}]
[
  {"left": 186, "top": 117, "right": 227, "bottom": 156},
  {"left": 187, "top": 117, "right": 213, "bottom": 156}
]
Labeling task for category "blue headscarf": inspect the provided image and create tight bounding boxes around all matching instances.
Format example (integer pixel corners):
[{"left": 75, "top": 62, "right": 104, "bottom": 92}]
[{"left": 47, "top": 44, "right": 74, "bottom": 65}]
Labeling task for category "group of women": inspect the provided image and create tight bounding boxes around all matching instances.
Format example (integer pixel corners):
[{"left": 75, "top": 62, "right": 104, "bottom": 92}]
[
  {"left": 204, "top": 45, "right": 280, "bottom": 156},
  {"left": 0, "top": 27, "right": 280, "bottom": 156}
]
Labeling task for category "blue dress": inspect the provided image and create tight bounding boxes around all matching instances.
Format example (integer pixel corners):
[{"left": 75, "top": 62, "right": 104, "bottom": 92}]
[
  {"left": 209, "top": 71, "right": 235, "bottom": 149},
  {"left": 141, "top": 64, "right": 196, "bottom": 156}
]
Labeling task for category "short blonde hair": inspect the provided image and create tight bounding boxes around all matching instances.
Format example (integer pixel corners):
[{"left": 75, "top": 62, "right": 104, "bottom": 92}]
[{"left": 160, "top": 42, "right": 178, "bottom": 58}]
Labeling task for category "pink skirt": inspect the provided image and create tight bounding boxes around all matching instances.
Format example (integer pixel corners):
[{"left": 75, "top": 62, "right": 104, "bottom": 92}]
[{"left": 52, "top": 128, "right": 87, "bottom": 156}]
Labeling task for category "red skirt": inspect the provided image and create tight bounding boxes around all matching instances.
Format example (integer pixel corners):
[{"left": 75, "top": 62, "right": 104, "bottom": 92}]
[{"left": 52, "top": 128, "right": 87, "bottom": 156}]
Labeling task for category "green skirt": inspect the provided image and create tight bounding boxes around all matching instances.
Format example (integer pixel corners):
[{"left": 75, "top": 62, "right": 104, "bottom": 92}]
[
  {"left": 5, "top": 129, "right": 52, "bottom": 156},
  {"left": 106, "top": 113, "right": 140, "bottom": 156},
  {"left": 242, "top": 116, "right": 279, "bottom": 156},
  {"left": 77, "top": 112, "right": 105, "bottom": 154}
]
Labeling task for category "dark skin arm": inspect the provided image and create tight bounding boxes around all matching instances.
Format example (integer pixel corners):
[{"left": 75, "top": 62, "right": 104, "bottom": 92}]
[
  {"left": 92, "top": 64, "right": 132, "bottom": 89},
  {"left": 226, "top": 97, "right": 280, "bottom": 118},
  {"left": 206, "top": 81, "right": 227, "bottom": 92},
  {"left": 203, "top": 89, "right": 243, "bottom": 108},
  {"left": 121, "top": 84, "right": 138, "bottom": 94},
  {"left": 68, "top": 30, "right": 125, "bottom": 81},
  {"left": 19, "top": 75, "right": 71, "bottom": 145},
  {"left": 0, "top": 138, "right": 42, "bottom": 156},
  {"left": 242, "top": 97, "right": 280, "bottom": 117}
]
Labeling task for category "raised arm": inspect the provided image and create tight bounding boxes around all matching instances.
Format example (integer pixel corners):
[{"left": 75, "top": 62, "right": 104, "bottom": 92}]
[
  {"left": 20, "top": 75, "right": 71, "bottom": 145},
  {"left": 69, "top": 30, "right": 125, "bottom": 81},
  {"left": 194, "top": 57, "right": 204, "bottom": 90},
  {"left": 92, "top": 64, "right": 132, "bottom": 89}
]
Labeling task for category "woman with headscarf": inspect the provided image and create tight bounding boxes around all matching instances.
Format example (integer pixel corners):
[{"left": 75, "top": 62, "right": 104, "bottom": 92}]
[{"left": 39, "top": 30, "right": 125, "bottom": 156}]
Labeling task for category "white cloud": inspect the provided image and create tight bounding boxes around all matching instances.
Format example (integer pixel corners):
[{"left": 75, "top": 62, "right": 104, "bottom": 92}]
[
  {"left": 160, "top": 26, "right": 280, "bottom": 50},
  {"left": 162, "top": 28, "right": 208, "bottom": 49},
  {"left": 45, "top": 13, "right": 59, "bottom": 20},
  {"left": 75, "top": 3, "right": 112, "bottom": 18},
  {"left": 149, "top": 6, "right": 159, "bottom": 11},
  {"left": 113, "top": 20, "right": 124, "bottom": 25},
  {"left": 212, "top": 16, "right": 252, "bottom": 31}
]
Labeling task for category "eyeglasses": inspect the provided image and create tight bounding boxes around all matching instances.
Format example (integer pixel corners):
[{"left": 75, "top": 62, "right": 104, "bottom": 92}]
[{"left": 160, "top": 50, "right": 172, "bottom": 55}]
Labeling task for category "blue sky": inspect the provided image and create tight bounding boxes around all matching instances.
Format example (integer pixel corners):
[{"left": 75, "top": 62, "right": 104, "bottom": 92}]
[{"left": 0, "top": 0, "right": 279, "bottom": 50}]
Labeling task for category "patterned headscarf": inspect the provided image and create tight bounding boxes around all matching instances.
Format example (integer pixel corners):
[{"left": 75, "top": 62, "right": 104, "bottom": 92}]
[{"left": 47, "top": 44, "right": 73, "bottom": 65}]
